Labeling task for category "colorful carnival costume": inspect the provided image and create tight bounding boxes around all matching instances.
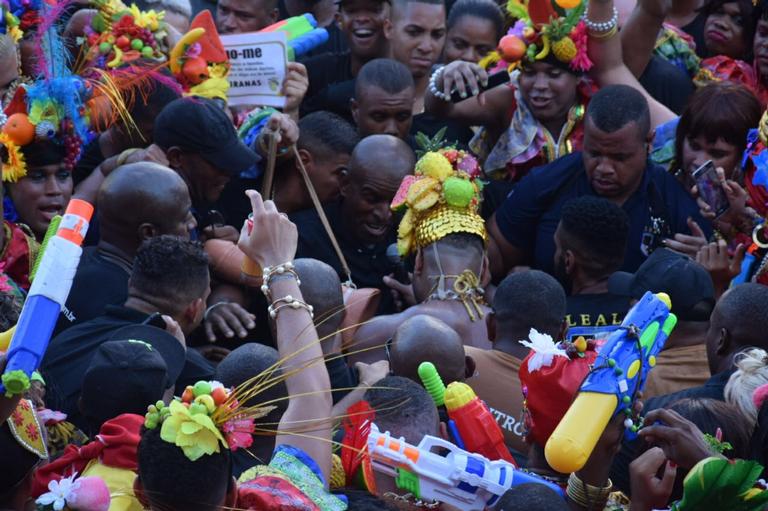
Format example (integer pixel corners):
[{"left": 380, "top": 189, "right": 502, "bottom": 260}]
[
  {"left": 143, "top": 380, "right": 347, "bottom": 510},
  {"left": 470, "top": 0, "right": 593, "bottom": 181},
  {"left": 391, "top": 144, "right": 488, "bottom": 321}
]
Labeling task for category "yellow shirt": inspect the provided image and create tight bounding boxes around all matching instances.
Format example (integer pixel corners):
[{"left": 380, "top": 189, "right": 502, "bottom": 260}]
[{"left": 82, "top": 459, "right": 142, "bottom": 511}]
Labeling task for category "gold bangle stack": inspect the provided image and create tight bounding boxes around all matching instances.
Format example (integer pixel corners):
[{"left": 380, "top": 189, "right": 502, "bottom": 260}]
[
  {"left": 566, "top": 473, "right": 613, "bottom": 510},
  {"left": 589, "top": 25, "right": 618, "bottom": 40}
]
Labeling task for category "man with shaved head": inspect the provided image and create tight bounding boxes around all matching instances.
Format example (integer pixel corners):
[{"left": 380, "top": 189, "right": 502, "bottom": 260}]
[
  {"left": 291, "top": 134, "right": 415, "bottom": 313},
  {"left": 389, "top": 315, "right": 473, "bottom": 384},
  {"left": 54, "top": 162, "right": 196, "bottom": 335}
]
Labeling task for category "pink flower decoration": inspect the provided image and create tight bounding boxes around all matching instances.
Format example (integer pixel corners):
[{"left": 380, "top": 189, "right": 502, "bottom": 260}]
[
  {"left": 509, "top": 20, "right": 527, "bottom": 39},
  {"left": 186, "top": 42, "right": 202, "bottom": 58},
  {"left": 222, "top": 418, "right": 255, "bottom": 451},
  {"left": 569, "top": 22, "right": 594, "bottom": 72},
  {"left": 37, "top": 409, "right": 68, "bottom": 425},
  {"left": 457, "top": 154, "right": 481, "bottom": 178}
]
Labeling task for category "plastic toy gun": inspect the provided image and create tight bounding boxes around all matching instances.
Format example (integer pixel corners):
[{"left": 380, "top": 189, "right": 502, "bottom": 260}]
[
  {"left": 367, "top": 423, "right": 563, "bottom": 510},
  {"left": 0, "top": 199, "right": 93, "bottom": 396},
  {"left": 260, "top": 14, "right": 329, "bottom": 60},
  {"left": 545, "top": 292, "right": 677, "bottom": 473},
  {"left": 418, "top": 362, "right": 516, "bottom": 465}
]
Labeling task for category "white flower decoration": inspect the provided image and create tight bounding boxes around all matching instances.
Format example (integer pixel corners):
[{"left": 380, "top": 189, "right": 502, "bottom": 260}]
[
  {"left": 519, "top": 328, "right": 567, "bottom": 372},
  {"left": 37, "top": 473, "right": 79, "bottom": 511}
]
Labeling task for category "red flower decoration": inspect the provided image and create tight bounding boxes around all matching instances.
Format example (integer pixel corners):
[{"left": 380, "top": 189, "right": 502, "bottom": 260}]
[{"left": 25, "top": 422, "right": 40, "bottom": 441}]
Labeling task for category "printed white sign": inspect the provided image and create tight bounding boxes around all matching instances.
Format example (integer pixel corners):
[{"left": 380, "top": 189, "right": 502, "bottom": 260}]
[{"left": 220, "top": 31, "right": 287, "bottom": 108}]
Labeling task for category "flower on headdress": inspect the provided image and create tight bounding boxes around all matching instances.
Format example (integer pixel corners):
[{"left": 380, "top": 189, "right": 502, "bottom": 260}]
[
  {"left": 569, "top": 22, "right": 593, "bottom": 72},
  {"left": 222, "top": 417, "right": 255, "bottom": 451},
  {"left": 0, "top": 132, "right": 27, "bottom": 182},
  {"left": 37, "top": 474, "right": 78, "bottom": 511},
  {"left": 129, "top": 4, "right": 164, "bottom": 31},
  {"left": 519, "top": 328, "right": 567, "bottom": 372},
  {"left": 160, "top": 400, "right": 226, "bottom": 461},
  {"left": 509, "top": 19, "right": 527, "bottom": 39}
]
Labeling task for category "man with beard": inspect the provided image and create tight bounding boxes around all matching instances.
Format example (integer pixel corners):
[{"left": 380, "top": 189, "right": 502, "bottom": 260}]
[
  {"left": 291, "top": 134, "right": 414, "bottom": 313},
  {"left": 553, "top": 196, "right": 632, "bottom": 340}
]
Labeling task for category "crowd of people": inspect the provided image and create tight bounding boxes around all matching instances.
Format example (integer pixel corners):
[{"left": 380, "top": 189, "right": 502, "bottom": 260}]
[{"left": 2, "top": 0, "right": 768, "bottom": 507}]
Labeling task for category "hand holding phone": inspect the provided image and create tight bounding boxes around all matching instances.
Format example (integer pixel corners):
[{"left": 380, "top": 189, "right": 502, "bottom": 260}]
[{"left": 692, "top": 160, "right": 729, "bottom": 218}]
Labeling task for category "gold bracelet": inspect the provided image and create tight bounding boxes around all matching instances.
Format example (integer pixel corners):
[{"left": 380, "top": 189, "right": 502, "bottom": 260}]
[
  {"left": 566, "top": 473, "right": 612, "bottom": 510},
  {"left": 589, "top": 25, "right": 618, "bottom": 40},
  {"left": 116, "top": 148, "right": 141, "bottom": 166}
]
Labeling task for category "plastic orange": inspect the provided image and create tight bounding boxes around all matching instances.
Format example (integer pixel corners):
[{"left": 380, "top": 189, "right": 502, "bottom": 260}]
[
  {"left": 182, "top": 56, "right": 210, "bottom": 85},
  {"left": 497, "top": 35, "right": 526, "bottom": 62},
  {"left": 555, "top": 0, "right": 581, "bottom": 8},
  {"left": 2, "top": 113, "right": 35, "bottom": 146}
]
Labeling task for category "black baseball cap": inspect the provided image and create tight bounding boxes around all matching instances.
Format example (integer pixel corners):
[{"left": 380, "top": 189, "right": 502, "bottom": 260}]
[
  {"left": 106, "top": 324, "right": 186, "bottom": 385},
  {"left": 154, "top": 97, "right": 259, "bottom": 176},
  {"left": 608, "top": 248, "right": 715, "bottom": 321},
  {"left": 80, "top": 340, "right": 168, "bottom": 424}
]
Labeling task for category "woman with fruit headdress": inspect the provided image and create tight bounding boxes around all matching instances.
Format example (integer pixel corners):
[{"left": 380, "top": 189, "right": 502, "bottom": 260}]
[{"left": 426, "top": 0, "right": 595, "bottom": 183}]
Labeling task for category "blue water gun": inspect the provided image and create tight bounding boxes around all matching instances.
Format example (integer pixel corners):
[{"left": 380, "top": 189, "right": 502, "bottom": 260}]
[
  {"left": 260, "top": 14, "right": 329, "bottom": 60},
  {"left": 0, "top": 199, "right": 93, "bottom": 396},
  {"left": 367, "top": 423, "right": 564, "bottom": 510},
  {"left": 545, "top": 291, "right": 677, "bottom": 473}
]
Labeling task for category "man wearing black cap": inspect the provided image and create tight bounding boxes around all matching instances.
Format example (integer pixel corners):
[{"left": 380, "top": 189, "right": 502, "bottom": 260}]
[
  {"left": 608, "top": 247, "right": 716, "bottom": 398},
  {"left": 79, "top": 340, "right": 181, "bottom": 436},
  {"left": 41, "top": 236, "right": 213, "bottom": 430}
]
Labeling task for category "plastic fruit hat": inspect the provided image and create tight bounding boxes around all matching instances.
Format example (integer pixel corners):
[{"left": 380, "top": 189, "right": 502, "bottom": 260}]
[{"left": 480, "top": 0, "right": 593, "bottom": 73}]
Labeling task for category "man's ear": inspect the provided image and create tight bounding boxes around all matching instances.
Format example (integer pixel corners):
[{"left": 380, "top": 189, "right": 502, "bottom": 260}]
[
  {"left": 340, "top": 170, "right": 352, "bottom": 199},
  {"left": 269, "top": 7, "right": 279, "bottom": 23},
  {"left": 134, "top": 477, "right": 150, "bottom": 508},
  {"left": 486, "top": 311, "right": 497, "bottom": 343},
  {"left": 564, "top": 249, "right": 576, "bottom": 275},
  {"left": 383, "top": 18, "right": 393, "bottom": 40},
  {"left": 464, "top": 355, "right": 476, "bottom": 380},
  {"left": 335, "top": 10, "right": 343, "bottom": 28},
  {"left": 184, "top": 297, "right": 205, "bottom": 325},
  {"left": 716, "top": 327, "right": 731, "bottom": 356},
  {"left": 165, "top": 146, "right": 183, "bottom": 169},
  {"left": 480, "top": 253, "right": 491, "bottom": 288},
  {"left": 414, "top": 249, "right": 424, "bottom": 277},
  {"left": 350, "top": 98, "right": 359, "bottom": 125},
  {"left": 558, "top": 318, "right": 568, "bottom": 341},
  {"left": 296, "top": 148, "right": 313, "bottom": 174},
  {"left": 137, "top": 222, "right": 158, "bottom": 241}
]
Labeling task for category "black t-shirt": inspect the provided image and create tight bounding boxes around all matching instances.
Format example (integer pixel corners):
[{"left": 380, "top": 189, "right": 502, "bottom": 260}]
[
  {"left": 74, "top": 139, "right": 106, "bottom": 186},
  {"left": 290, "top": 200, "right": 398, "bottom": 314},
  {"left": 683, "top": 12, "right": 708, "bottom": 59},
  {"left": 53, "top": 247, "right": 132, "bottom": 337},
  {"left": 42, "top": 305, "right": 215, "bottom": 430},
  {"left": 302, "top": 51, "right": 354, "bottom": 105},
  {"left": 494, "top": 152, "right": 711, "bottom": 274},
  {"left": 564, "top": 293, "right": 632, "bottom": 341},
  {"left": 639, "top": 55, "right": 695, "bottom": 115}
]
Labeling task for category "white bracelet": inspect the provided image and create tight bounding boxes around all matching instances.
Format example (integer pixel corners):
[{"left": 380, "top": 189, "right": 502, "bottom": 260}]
[
  {"left": 260, "top": 262, "right": 301, "bottom": 297},
  {"left": 428, "top": 65, "right": 451, "bottom": 102},
  {"left": 582, "top": 5, "right": 618, "bottom": 33},
  {"left": 268, "top": 294, "right": 314, "bottom": 319}
]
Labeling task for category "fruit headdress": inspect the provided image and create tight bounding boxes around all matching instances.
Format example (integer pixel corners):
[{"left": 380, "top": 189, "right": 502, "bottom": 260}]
[
  {"left": 480, "top": 0, "right": 592, "bottom": 73},
  {"left": 0, "top": 0, "right": 43, "bottom": 42},
  {"left": 169, "top": 10, "right": 230, "bottom": 102},
  {"left": 0, "top": 0, "right": 142, "bottom": 182},
  {"left": 391, "top": 132, "right": 486, "bottom": 257},
  {"left": 144, "top": 380, "right": 274, "bottom": 461},
  {"left": 78, "top": 0, "right": 169, "bottom": 71}
]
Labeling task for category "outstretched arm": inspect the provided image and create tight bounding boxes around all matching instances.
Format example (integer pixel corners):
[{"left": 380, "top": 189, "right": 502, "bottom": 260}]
[
  {"left": 238, "top": 190, "right": 333, "bottom": 484},
  {"left": 587, "top": 0, "right": 676, "bottom": 128},
  {"left": 620, "top": 0, "right": 670, "bottom": 77}
]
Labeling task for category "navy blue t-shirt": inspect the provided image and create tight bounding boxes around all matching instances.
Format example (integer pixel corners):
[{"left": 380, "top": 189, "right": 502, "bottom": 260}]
[{"left": 495, "top": 152, "right": 711, "bottom": 274}]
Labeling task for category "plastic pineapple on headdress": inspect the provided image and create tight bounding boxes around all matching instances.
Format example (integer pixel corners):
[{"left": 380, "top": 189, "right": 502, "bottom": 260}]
[
  {"left": 391, "top": 130, "right": 486, "bottom": 256},
  {"left": 0, "top": 0, "right": 24, "bottom": 42},
  {"left": 169, "top": 10, "right": 230, "bottom": 102},
  {"left": 669, "top": 457, "right": 768, "bottom": 511},
  {"left": 481, "top": 0, "right": 592, "bottom": 73}
]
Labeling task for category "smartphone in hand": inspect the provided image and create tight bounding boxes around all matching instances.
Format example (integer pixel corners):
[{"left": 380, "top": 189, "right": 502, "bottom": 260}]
[{"left": 692, "top": 160, "right": 729, "bottom": 218}]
